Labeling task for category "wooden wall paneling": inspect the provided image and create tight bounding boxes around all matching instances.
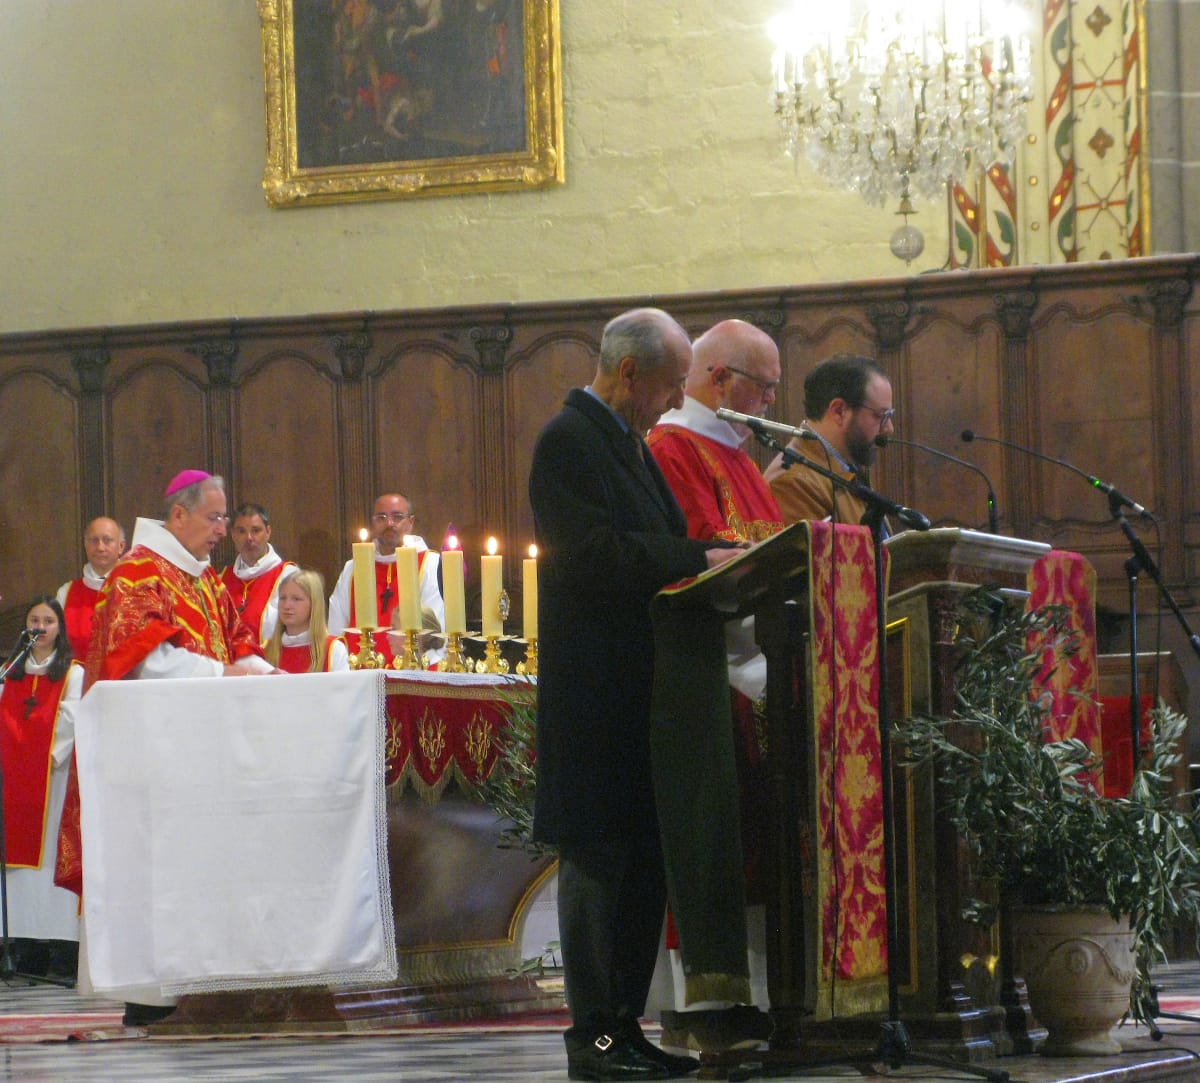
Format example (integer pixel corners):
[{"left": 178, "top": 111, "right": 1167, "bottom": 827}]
[
  {"left": 1145, "top": 276, "right": 1196, "bottom": 594},
  {"left": 230, "top": 346, "right": 342, "bottom": 591},
  {"left": 0, "top": 365, "right": 82, "bottom": 633},
  {"left": 990, "top": 287, "right": 1039, "bottom": 542},
  {"left": 902, "top": 299, "right": 1005, "bottom": 531},
  {"left": 329, "top": 323, "right": 373, "bottom": 552},
  {"left": 190, "top": 337, "right": 239, "bottom": 492},
  {"left": 1183, "top": 305, "right": 1200, "bottom": 585},
  {"left": 71, "top": 346, "right": 109, "bottom": 527},
  {"left": 105, "top": 349, "right": 209, "bottom": 548},
  {"left": 506, "top": 326, "right": 599, "bottom": 609},
  {"left": 369, "top": 333, "right": 479, "bottom": 582}
]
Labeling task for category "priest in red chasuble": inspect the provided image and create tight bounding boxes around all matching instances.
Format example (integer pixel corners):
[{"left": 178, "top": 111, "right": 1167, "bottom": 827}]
[
  {"left": 646, "top": 319, "right": 783, "bottom": 1051},
  {"left": 55, "top": 469, "right": 273, "bottom": 1026},
  {"left": 55, "top": 516, "right": 127, "bottom": 660}
]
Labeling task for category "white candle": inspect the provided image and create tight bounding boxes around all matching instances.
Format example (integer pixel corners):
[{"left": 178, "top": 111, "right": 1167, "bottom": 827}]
[
  {"left": 352, "top": 539, "right": 376, "bottom": 630},
  {"left": 442, "top": 543, "right": 466, "bottom": 635},
  {"left": 523, "top": 545, "right": 538, "bottom": 640},
  {"left": 481, "top": 536, "right": 503, "bottom": 637},
  {"left": 396, "top": 545, "right": 421, "bottom": 631}
]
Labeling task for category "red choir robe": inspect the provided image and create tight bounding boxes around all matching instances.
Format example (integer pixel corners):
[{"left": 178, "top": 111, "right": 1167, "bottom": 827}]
[
  {"left": 220, "top": 558, "right": 293, "bottom": 642},
  {"left": 0, "top": 664, "right": 78, "bottom": 868},
  {"left": 61, "top": 579, "right": 102, "bottom": 661},
  {"left": 278, "top": 636, "right": 341, "bottom": 674}
]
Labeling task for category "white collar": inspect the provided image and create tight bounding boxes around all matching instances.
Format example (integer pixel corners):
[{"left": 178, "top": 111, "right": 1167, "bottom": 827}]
[
  {"left": 80, "top": 563, "right": 109, "bottom": 591},
  {"left": 654, "top": 396, "right": 744, "bottom": 450},
  {"left": 25, "top": 651, "right": 55, "bottom": 675},
  {"left": 233, "top": 544, "right": 283, "bottom": 580},
  {"left": 130, "top": 517, "right": 210, "bottom": 577},
  {"left": 373, "top": 535, "right": 429, "bottom": 563},
  {"left": 281, "top": 630, "right": 311, "bottom": 647}
]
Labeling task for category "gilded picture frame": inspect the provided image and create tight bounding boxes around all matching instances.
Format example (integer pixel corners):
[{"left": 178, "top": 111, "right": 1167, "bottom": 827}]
[{"left": 259, "top": 0, "right": 564, "bottom": 207}]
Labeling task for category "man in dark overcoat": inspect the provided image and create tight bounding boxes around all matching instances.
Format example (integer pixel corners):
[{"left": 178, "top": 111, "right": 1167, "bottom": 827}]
[{"left": 529, "top": 307, "right": 741, "bottom": 1081}]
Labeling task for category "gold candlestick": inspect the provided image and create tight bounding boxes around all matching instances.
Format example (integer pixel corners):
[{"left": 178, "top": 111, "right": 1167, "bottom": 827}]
[
  {"left": 436, "top": 632, "right": 468, "bottom": 673},
  {"left": 348, "top": 629, "right": 385, "bottom": 670},
  {"left": 391, "top": 629, "right": 424, "bottom": 671},
  {"left": 517, "top": 637, "right": 538, "bottom": 676},
  {"left": 476, "top": 635, "right": 510, "bottom": 674}
]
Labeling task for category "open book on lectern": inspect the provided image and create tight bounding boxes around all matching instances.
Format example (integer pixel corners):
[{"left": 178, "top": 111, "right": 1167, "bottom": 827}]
[{"left": 656, "top": 520, "right": 813, "bottom": 619}]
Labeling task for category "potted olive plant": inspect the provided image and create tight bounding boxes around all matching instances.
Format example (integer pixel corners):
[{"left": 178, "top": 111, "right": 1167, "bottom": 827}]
[{"left": 896, "top": 587, "right": 1200, "bottom": 1055}]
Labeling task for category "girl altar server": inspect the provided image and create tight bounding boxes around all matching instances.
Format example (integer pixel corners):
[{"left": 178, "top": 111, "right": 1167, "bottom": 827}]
[{"left": 264, "top": 569, "right": 349, "bottom": 674}]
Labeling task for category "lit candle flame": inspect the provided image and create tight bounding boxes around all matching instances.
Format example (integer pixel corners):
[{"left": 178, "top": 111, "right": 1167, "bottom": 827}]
[
  {"left": 358, "top": 527, "right": 369, "bottom": 542},
  {"left": 487, "top": 536, "right": 498, "bottom": 556},
  {"left": 528, "top": 544, "right": 537, "bottom": 560},
  {"left": 446, "top": 534, "right": 460, "bottom": 551}
]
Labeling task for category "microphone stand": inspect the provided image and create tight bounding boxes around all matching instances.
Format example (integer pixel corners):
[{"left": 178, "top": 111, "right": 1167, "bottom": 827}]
[
  {"left": 753, "top": 433, "right": 1006, "bottom": 1080},
  {"left": 1104, "top": 497, "right": 1200, "bottom": 1037},
  {"left": 0, "top": 632, "right": 75, "bottom": 988}
]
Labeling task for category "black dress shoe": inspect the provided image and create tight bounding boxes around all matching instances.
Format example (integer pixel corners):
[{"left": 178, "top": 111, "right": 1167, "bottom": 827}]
[
  {"left": 617, "top": 1018, "right": 700, "bottom": 1077},
  {"left": 122, "top": 1002, "right": 176, "bottom": 1027},
  {"left": 566, "top": 1031, "right": 671, "bottom": 1081}
]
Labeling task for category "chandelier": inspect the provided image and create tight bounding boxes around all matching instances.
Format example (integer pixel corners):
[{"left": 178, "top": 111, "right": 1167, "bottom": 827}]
[{"left": 768, "top": 1, "right": 1034, "bottom": 260}]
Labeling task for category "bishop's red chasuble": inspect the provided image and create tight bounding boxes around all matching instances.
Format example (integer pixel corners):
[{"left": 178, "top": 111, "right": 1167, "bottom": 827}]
[{"left": 56, "top": 546, "right": 264, "bottom": 894}]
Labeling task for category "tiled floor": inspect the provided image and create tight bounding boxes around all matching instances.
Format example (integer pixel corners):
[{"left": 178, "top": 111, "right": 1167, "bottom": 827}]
[{"left": 0, "top": 969, "right": 1199, "bottom": 1082}]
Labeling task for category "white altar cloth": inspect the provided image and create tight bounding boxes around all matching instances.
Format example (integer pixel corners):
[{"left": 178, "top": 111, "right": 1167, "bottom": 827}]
[{"left": 76, "top": 669, "right": 396, "bottom": 996}]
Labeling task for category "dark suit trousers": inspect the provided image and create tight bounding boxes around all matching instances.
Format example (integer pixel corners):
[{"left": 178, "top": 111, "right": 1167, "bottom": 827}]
[{"left": 557, "top": 829, "right": 666, "bottom": 1037}]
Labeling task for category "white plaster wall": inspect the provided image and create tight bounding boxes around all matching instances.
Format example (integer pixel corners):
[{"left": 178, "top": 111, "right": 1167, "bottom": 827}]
[{"left": 0, "top": 1, "right": 950, "bottom": 335}]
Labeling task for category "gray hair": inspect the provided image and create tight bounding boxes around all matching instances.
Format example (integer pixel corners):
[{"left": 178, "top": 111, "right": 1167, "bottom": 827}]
[
  {"left": 597, "top": 308, "right": 683, "bottom": 377},
  {"left": 164, "top": 475, "right": 226, "bottom": 519}
]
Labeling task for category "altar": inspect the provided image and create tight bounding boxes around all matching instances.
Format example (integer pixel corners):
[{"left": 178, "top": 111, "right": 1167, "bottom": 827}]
[{"left": 75, "top": 668, "right": 558, "bottom": 1033}]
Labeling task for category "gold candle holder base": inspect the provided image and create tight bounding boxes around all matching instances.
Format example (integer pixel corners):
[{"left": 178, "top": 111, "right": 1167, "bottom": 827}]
[
  {"left": 517, "top": 637, "right": 538, "bottom": 676},
  {"left": 436, "top": 632, "right": 468, "bottom": 673},
  {"left": 348, "top": 628, "right": 386, "bottom": 670},
  {"left": 391, "top": 629, "right": 425, "bottom": 671},
  {"left": 475, "top": 635, "right": 510, "bottom": 674}
]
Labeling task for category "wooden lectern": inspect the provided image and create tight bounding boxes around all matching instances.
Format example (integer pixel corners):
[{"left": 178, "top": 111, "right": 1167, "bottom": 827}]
[
  {"left": 884, "top": 528, "right": 1051, "bottom": 1058},
  {"left": 657, "top": 524, "right": 1055, "bottom": 1068}
]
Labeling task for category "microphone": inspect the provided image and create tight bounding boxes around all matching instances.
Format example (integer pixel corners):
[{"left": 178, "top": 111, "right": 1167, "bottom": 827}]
[
  {"left": 876, "top": 434, "right": 999, "bottom": 534},
  {"left": 961, "top": 430, "right": 1154, "bottom": 520},
  {"left": 715, "top": 408, "right": 819, "bottom": 442}
]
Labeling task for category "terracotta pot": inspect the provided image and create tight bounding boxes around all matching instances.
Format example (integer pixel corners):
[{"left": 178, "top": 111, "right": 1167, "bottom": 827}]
[{"left": 1010, "top": 905, "right": 1134, "bottom": 1056}]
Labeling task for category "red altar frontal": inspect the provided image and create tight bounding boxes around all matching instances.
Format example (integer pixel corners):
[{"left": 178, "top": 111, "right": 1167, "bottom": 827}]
[{"left": 166, "top": 671, "right": 558, "bottom": 1034}]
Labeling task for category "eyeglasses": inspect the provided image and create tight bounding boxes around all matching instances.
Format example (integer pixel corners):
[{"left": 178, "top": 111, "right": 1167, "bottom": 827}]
[
  {"left": 199, "top": 513, "right": 230, "bottom": 526},
  {"left": 857, "top": 404, "right": 896, "bottom": 424},
  {"left": 373, "top": 511, "right": 414, "bottom": 524},
  {"left": 710, "top": 365, "right": 779, "bottom": 394}
]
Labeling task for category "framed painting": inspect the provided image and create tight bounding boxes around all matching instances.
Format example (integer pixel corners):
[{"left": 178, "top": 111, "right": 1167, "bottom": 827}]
[{"left": 259, "top": 0, "right": 564, "bottom": 206}]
